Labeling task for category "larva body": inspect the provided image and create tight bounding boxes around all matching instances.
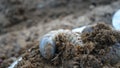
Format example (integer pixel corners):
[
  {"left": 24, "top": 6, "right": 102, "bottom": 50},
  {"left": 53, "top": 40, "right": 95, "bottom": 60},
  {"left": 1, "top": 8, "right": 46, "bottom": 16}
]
[{"left": 39, "top": 28, "right": 85, "bottom": 59}]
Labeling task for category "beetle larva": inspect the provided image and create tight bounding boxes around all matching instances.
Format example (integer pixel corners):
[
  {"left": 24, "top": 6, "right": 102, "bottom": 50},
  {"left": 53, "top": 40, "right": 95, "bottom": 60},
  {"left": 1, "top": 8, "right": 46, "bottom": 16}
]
[
  {"left": 39, "top": 27, "right": 87, "bottom": 59},
  {"left": 39, "top": 23, "right": 120, "bottom": 61}
]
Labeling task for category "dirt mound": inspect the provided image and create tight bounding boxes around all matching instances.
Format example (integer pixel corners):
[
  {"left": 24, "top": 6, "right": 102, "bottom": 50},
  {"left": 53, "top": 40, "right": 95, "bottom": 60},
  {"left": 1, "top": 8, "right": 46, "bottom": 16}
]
[
  {"left": 15, "top": 23, "right": 120, "bottom": 68},
  {"left": 0, "top": 0, "right": 120, "bottom": 68}
]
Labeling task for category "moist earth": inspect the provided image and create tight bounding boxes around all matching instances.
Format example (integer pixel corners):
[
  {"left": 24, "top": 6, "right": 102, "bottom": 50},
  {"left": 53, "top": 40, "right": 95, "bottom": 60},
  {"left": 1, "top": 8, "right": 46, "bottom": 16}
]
[
  {"left": 0, "top": 0, "right": 120, "bottom": 68},
  {"left": 15, "top": 23, "right": 120, "bottom": 68}
]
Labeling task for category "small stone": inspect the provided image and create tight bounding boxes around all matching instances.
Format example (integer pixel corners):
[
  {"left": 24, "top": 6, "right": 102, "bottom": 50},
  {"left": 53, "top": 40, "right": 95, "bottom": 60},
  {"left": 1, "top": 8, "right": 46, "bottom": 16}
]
[{"left": 112, "top": 9, "right": 120, "bottom": 30}]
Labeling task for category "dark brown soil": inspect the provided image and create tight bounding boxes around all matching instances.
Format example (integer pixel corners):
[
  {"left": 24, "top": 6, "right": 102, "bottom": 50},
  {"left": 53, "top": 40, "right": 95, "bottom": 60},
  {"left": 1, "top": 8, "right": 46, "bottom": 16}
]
[
  {"left": 0, "top": 0, "right": 120, "bottom": 68},
  {"left": 15, "top": 23, "right": 120, "bottom": 68}
]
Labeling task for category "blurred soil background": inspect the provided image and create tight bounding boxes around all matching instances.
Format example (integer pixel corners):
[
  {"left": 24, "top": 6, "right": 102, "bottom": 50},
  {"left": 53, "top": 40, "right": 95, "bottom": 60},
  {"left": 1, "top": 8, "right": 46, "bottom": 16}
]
[{"left": 0, "top": 0, "right": 120, "bottom": 67}]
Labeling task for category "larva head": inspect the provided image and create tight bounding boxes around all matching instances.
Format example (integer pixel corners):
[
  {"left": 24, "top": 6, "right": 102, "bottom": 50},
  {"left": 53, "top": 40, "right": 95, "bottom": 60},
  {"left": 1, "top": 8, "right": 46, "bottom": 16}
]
[{"left": 39, "top": 36, "right": 56, "bottom": 59}]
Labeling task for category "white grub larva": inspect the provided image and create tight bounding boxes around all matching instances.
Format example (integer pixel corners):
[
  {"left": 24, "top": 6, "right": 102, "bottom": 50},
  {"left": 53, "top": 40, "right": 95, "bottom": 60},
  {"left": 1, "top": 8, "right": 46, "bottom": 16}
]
[
  {"left": 39, "top": 23, "right": 114, "bottom": 59},
  {"left": 39, "top": 23, "right": 116, "bottom": 59},
  {"left": 39, "top": 27, "right": 87, "bottom": 59}
]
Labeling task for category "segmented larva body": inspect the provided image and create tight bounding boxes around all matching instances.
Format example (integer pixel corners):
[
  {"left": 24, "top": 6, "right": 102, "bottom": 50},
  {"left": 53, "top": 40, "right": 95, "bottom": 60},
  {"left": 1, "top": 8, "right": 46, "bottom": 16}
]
[
  {"left": 55, "top": 29, "right": 83, "bottom": 46},
  {"left": 39, "top": 27, "right": 86, "bottom": 59}
]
